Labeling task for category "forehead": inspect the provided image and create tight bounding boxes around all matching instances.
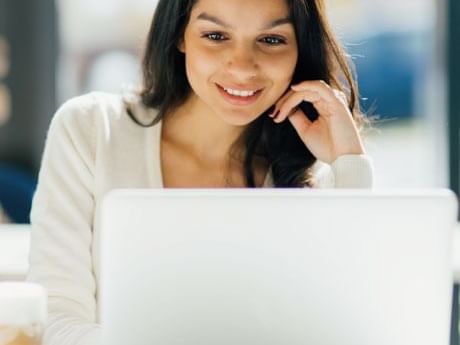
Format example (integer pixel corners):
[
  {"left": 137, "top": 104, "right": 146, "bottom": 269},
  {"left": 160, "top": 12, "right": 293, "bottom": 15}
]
[{"left": 190, "top": 0, "right": 290, "bottom": 25}]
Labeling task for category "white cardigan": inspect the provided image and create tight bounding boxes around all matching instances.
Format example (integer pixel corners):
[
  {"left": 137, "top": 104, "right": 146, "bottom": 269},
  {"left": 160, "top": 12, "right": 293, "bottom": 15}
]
[{"left": 27, "top": 92, "right": 374, "bottom": 345}]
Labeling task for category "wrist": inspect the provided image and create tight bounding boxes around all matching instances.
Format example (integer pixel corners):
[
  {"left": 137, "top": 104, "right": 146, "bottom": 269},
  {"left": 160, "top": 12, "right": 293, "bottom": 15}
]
[{"left": 332, "top": 146, "right": 366, "bottom": 163}]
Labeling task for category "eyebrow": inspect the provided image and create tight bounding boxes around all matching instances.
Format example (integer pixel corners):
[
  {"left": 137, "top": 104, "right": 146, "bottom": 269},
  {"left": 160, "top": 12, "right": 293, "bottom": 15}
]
[{"left": 195, "top": 12, "right": 292, "bottom": 30}]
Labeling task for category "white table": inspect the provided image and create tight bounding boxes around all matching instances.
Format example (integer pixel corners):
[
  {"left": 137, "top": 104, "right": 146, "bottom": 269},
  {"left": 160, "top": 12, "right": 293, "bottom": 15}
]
[{"left": 0, "top": 225, "right": 31, "bottom": 280}]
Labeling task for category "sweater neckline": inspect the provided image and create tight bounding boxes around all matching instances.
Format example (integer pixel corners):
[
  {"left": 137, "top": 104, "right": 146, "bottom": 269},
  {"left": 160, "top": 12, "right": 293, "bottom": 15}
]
[{"left": 148, "top": 117, "right": 272, "bottom": 188}]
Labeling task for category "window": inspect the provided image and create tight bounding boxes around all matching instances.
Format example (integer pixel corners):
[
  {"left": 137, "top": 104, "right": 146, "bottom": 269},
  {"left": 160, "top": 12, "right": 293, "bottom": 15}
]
[{"left": 327, "top": 0, "right": 447, "bottom": 188}]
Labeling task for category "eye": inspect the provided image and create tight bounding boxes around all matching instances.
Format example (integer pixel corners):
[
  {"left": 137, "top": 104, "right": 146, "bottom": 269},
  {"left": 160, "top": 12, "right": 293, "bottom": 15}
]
[
  {"left": 202, "top": 32, "right": 227, "bottom": 42},
  {"left": 260, "top": 36, "right": 287, "bottom": 46}
]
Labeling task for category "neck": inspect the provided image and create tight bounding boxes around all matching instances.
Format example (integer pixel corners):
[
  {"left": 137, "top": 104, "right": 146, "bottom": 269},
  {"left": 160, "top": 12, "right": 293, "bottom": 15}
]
[{"left": 162, "top": 93, "right": 247, "bottom": 165}]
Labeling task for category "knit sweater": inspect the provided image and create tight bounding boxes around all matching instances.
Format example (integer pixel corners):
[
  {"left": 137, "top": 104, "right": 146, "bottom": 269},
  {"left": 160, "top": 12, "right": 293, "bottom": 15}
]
[{"left": 26, "top": 92, "right": 374, "bottom": 345}]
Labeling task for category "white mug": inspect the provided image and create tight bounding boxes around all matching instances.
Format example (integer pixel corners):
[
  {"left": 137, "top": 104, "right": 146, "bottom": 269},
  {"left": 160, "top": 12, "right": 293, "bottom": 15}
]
[{"left": 0, "top": 282, "right": 47, "bottom": 345}]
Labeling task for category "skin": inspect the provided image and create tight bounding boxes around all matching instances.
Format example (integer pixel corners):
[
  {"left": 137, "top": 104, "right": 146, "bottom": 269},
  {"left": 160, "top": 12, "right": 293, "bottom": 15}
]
[
  {"left": 161, "top": 0, "right": 365, "bottom": 187},
  {"left": 272, "top": 81, "right": 366, "bottom": 164}
]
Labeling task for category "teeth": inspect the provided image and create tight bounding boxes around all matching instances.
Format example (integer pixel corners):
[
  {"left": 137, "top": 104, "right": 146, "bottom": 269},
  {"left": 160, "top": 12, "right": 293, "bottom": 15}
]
[{"left": 223, "top": 87, "right": 257, "bottom": 97}]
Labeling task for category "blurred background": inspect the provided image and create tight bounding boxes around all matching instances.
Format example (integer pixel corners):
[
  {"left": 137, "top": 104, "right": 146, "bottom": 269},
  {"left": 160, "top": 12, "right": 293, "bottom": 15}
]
[
  {"left": 0, "top": 0, "right": 459, "bottom": 343},
  {"left": 0, "top": 0, "right": 458, "bottom": 224}
]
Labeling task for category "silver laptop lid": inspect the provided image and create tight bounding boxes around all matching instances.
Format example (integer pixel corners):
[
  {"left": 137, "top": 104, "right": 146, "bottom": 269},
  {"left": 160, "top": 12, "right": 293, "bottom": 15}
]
[{"left": 99, "top": 189, "right": 458, "bottom": 345}]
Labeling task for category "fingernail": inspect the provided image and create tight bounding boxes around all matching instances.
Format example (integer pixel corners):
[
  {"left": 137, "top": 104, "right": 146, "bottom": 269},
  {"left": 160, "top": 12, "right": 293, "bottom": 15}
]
[{"left": 273, "top": 111, "right": 282, "bottom": 123}]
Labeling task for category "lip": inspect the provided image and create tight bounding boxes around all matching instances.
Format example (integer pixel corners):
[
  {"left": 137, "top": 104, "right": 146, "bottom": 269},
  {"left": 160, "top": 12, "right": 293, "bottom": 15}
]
[{"left": 216, "top": 83, "right": 264, "bottom": 106}]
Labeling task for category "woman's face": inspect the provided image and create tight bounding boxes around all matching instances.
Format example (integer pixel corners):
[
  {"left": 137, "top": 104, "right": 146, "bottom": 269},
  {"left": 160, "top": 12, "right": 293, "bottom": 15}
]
[{"left": 179, "top": 0, "right": 298, "bottom": 126}]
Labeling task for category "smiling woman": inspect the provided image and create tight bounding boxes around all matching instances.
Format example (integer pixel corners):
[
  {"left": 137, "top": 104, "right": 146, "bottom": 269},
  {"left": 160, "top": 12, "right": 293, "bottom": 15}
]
[
  {"left": 138, "top": 0, "right": 370, "bottom": 188},
  {"left": 27, "top": 0, "right": 373, "bottom": 344}
]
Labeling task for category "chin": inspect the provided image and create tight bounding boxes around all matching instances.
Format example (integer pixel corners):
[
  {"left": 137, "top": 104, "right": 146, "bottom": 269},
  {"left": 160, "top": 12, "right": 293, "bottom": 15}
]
[{"left": 219, "top": 110, "right": 262, "bottom": 127}]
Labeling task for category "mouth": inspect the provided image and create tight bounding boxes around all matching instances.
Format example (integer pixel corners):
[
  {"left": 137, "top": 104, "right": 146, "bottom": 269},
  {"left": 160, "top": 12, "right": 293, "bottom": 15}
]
[{"left": 216, "top": 83, "right": 264, "bottom": 106}]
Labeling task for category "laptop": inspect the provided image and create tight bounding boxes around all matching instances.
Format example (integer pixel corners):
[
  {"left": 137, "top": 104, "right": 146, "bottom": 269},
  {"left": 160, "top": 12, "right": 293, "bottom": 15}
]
[{"left": 98, "top": 189, "right": 458, "bottom": 345}]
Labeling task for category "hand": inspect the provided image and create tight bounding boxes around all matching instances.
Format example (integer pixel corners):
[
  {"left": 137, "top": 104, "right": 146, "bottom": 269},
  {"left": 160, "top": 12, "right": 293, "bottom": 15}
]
[{"left": 269, "top": 80, "right": 366, "bottom": 164}]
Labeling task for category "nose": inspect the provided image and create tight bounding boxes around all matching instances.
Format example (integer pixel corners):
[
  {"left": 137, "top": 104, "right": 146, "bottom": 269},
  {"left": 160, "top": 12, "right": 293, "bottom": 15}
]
[{"left": 225, "top": 45, "right": 259, "bottom": 81}]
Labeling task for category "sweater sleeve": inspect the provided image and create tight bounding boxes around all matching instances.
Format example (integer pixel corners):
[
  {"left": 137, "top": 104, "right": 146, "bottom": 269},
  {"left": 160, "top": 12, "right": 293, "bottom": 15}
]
[
  {"left": 314, "top": 154, "right": 374, "bottom": 188},
  {"left": 26, "top": 96, "right": 101, "bottom": 345}
]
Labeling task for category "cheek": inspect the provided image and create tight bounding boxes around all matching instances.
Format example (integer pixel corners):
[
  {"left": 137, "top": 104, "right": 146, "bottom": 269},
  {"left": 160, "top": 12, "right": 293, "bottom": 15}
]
[
  {"left": 185, "top": 47, "right": 219, "bottom": 83},
  {"left": 261, "top": 51, "right": 298, "bottom": 97},
  {"left": 270, "top": 53, "right": 297, "bottom": 84}
]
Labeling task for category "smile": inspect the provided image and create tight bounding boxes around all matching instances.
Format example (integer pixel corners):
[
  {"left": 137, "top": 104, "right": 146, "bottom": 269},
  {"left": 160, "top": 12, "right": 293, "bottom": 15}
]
[
  {"left": 223, "top": 87, "right": 257, "bottom": 97},
  {"left": 216, "top": 84, "right": 264, "bottom": 106}
]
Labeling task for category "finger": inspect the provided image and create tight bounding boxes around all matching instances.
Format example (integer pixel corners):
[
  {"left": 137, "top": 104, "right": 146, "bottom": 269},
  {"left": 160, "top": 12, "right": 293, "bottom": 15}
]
[
  {"left": 332, "top": 89, "right": 348, "bottom": 106},
  {"left": 274, "top": 90, "right": 321, "bottom": 123},
  {"left": 269, "top": 89, "right": 295, "bottom": 118},
  {"left": 291, "top": 80, "right": 336, "bottom": 103},
  {"left": 287, "top": 108, "right": 313, "bottom": 137},
  {"left": 272, "top": 81, "right": 341, "bottom": 118},
  {"left": 291, "top": 81, "right": 351, "bottom": 118}
]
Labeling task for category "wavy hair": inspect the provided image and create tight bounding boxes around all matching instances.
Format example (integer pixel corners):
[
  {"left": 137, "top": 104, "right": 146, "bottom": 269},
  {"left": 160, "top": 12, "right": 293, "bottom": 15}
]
[{"left": 128, "top": 0, "right": 365, "bottom": 187}]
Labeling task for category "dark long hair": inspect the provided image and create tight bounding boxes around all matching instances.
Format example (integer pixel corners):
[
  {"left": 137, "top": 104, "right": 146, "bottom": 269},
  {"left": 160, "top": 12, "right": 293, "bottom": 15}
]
[{"left": 128, "top": 0, "right": 365, "bottom": 187}]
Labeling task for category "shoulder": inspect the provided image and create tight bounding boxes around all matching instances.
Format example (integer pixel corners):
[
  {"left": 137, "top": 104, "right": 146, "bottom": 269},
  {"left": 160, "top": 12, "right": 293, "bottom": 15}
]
[
  {"left": 45, "top": 92, "right": 136, "bottom": 168},
  {"left": 50, "top": 91, "right": 160, "bottom": 142},
  {"left": 51, "top": 92, "right": 126, "bottom": 130}
]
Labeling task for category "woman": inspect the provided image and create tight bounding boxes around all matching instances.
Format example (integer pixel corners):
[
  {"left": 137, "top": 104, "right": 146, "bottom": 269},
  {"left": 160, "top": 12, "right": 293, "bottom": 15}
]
[{"left": 27, "top": 0, "right": 373, "bottom": 344}]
